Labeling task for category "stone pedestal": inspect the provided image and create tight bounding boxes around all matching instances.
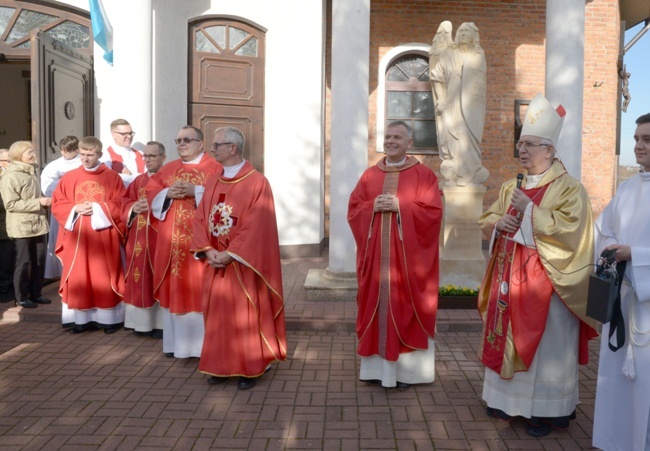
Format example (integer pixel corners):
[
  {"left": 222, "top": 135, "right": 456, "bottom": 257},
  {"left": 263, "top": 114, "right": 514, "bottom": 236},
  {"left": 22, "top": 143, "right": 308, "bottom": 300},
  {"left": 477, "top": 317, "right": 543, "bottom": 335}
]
[
  {"left": 440, "top": 185, "right": 487, "bottom": 290},
  {"left": 304, "top": 268, "right": 357, "bottom": 301}
]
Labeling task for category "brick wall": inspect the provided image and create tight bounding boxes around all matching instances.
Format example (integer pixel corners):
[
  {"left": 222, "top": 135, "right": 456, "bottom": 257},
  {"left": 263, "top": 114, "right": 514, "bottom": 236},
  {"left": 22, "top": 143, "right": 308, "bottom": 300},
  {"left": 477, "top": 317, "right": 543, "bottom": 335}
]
[{"left": 324, "top": 0, "right": 620, "bottom": 235}]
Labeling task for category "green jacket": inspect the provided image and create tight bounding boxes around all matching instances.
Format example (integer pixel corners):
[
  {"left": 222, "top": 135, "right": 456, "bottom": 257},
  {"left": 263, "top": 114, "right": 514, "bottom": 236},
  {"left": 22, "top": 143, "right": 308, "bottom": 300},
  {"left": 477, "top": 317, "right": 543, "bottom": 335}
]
[{"left": 0, "top": 161, "right": 49, "bottom": 238}]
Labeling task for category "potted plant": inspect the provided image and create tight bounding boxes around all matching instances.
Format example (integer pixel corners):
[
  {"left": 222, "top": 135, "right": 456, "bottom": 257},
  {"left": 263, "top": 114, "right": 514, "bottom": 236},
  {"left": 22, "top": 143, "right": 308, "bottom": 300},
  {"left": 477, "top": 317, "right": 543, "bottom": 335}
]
[{"left": 438, "top": 284, "right": 479, "bottom": 309}]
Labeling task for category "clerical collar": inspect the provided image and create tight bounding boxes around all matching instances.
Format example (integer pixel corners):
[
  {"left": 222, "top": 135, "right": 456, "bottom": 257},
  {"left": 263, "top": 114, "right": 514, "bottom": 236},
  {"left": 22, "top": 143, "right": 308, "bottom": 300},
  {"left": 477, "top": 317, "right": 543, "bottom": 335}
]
[
  {"left": 182, "top": 152, "right": 204, "bottom": 165},
  {"left": 385, "top": 156, "right": 407, "bottom": 167},
  {"left": 83, "top": 163, "right": 102, "bottom": 172},
  {"left": 223, "top": 160, "right": 246, "bottom": 178},
  {"left": 111, "top": 143, "right": 132, "bottom": 151},
  {"left": 525, "top": 164, "right": 552, "bottom": 189},
  {"left": 640, "top": 170, "right": 650, "bottom": 181}
]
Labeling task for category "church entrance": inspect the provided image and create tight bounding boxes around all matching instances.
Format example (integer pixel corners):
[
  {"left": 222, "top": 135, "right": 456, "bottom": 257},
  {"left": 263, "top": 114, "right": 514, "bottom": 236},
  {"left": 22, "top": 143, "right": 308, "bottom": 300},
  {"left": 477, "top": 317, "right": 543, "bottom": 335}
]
[{"left": 0, "top": 1, "right": 93, "bottom": 166}]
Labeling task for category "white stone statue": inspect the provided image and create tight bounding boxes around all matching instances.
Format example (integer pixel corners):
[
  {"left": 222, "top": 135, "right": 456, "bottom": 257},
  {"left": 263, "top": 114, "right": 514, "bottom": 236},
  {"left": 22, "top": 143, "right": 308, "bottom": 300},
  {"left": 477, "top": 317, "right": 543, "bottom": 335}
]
[{"left": 430, "top": 22, "right": 489, "bottom": 186}]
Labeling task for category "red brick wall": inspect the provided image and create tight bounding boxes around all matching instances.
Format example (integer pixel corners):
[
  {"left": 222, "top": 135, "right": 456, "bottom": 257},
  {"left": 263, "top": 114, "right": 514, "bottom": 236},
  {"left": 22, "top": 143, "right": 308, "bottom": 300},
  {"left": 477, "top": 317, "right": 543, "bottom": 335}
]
[{"left": 324, "top": 0, "right": 620, "bottom": 234}]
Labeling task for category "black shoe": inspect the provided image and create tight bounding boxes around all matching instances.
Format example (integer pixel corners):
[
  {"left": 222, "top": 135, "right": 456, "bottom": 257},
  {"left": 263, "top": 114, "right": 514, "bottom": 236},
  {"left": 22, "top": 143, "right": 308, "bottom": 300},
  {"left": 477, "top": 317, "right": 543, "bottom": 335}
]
[
  {"left": 207, "top": 376, "right": 227, "bottom": 385},
  {"left": 150, "top": 329, "right": 163, "bottom": 339},
  {"left": 395, "top": 381, "right": 411, "bottom": 391},
  {"left": 360, "top": 379, "right": 382, "bottom": 385},
  {"left": 31, "top": 296, "right": 51, "bottom": 305},
  {"left": 526, "top": 418, "right": 553, "bottom": 437},
  {"left": 164, "top": 352, "right": 174, "bottom": 358},
  {"left": 238, "top": 376, "right": 257, "bottom": 390},
  {"left": 134, "top": 331, "right": 148, "bottom": 337},
  {"left": 103, "top": 327, "right": 118, "bottom": 335},
  {"left": 486, "top": 406, "right": 513, "bottom": 422},
  {"left": 16, "top": 300, "right": 38, "bottom": 309},
  {"left": 69, "top": 325, "right": 86, "bottom": 334}
]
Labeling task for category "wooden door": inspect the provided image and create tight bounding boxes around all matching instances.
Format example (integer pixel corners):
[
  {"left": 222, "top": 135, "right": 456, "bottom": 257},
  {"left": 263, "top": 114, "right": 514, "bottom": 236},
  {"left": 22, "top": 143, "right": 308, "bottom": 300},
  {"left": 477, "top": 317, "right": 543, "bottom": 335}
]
[
  {"left": 30, "top": 31, "right": 94, "bottom": 166},
  {"left": 189, "top": 18, "right": 265, "bottom": 172}
]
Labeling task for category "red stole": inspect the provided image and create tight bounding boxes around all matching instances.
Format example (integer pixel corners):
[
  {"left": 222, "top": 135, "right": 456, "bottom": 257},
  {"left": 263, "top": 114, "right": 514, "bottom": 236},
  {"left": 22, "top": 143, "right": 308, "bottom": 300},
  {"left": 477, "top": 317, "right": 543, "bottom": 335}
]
[
  {"left": 106, "top": 146, "right": 145, "bottom": 174},
  {"left": 480, "top": 184, "right": 552, "bottom": 376}
]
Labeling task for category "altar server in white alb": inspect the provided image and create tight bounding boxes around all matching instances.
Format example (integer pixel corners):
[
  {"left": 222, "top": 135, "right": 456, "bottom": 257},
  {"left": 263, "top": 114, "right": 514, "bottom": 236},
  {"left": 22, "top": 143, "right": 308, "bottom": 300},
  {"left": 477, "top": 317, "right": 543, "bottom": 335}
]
[
  {"left": 100, "top": 118, "right": 146, "bottom": 186},
  {"left": 593, "top": 112, "right": 650, "bottom": 451},
  {"left": 40, "top": 136, "right": 82, "bottom": 279}
]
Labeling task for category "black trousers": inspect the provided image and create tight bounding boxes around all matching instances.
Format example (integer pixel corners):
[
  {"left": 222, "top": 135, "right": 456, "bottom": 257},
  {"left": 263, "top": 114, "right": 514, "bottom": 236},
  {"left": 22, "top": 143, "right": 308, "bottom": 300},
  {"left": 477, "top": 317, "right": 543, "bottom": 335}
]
[
  {"left": 0, "top": 238, "right": 15, "bottom": 292},
  {"left": 14, "top": 234, "right": 47, "bottom": 303}
]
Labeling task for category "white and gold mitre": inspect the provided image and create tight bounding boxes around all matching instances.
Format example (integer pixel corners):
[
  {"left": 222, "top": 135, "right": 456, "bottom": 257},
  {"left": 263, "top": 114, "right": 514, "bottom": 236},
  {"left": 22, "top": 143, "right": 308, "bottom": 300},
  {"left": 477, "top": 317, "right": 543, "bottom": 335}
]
[{"left": 521, "top": 93, "right": 566, "bottom": 144}]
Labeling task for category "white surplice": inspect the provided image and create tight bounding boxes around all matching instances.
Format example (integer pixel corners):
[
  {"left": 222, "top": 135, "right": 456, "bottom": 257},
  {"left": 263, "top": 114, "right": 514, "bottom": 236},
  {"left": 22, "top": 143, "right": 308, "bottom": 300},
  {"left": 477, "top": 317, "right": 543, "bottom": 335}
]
[{"left": 593, "top": 171, "right": 650, "bottom": 451}]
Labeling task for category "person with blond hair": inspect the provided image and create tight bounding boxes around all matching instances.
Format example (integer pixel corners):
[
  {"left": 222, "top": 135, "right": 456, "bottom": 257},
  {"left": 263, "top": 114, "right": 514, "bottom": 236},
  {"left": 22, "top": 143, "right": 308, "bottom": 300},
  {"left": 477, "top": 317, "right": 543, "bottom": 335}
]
[
  {"left": 0, "top": 141, "right": 51, "bottom": 308},
  {"left": 52, "top": 137, "right": 126, "bottom": 334}
]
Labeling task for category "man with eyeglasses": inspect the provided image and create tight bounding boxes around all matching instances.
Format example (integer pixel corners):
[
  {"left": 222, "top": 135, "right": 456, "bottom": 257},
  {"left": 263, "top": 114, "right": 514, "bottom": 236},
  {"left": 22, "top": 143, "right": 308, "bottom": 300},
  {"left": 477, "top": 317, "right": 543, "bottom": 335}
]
[
  {"left": 146, "top": 126, "right": 220, "bottom": 359},
  {"left": 478, "top": 94, "right": 596, "bottom": 437},
  {"left": 121, "top": 141, "right": 167, "bottom": 339},
  {"left": 192, "top": 126, "right": 286, "bottom": 390},
  {"left": 100, "top": 118, "right": 145, "bottom": 186}
]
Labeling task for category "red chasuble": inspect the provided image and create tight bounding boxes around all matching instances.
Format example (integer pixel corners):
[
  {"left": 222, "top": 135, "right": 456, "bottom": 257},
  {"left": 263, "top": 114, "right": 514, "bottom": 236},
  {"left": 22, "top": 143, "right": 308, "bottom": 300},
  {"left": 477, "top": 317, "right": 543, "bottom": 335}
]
[
  {"left": 106, "top": 146, "right": 145, "bottom": 175},
  {"left": 192, "top": 161, "right": 287, "bottom": 377},
  {"left": 348, "top": 157, "right": 443, "bottom": 361},
  {"left": 121, "top": 173, "right": 157, "bottom": 309},
  {"left": 146, "top": 154, "right": 220, "bottom": 314},
  {"left": 52, "top": 164, "right": 126, "bottom": 309}
]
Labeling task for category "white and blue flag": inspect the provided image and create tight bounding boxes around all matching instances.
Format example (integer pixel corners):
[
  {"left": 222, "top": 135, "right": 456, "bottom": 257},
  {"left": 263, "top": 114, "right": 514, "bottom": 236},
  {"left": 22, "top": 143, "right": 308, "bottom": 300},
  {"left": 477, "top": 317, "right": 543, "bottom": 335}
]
[{"left": 89, "top": 0, "right": 113, "bottom": 65}]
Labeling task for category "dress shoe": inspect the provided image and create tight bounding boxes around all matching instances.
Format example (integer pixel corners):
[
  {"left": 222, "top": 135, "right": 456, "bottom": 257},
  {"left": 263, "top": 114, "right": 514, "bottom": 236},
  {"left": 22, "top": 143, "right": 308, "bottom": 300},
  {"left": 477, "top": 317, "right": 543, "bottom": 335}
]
[
  {"left": 134, "top": 331, "right": 148, "bottom": 337},
  {"left": 526, "top": 417, "right": 553, "bottom": 437},
  {"left": 207, "top": 376, "right": 227, "bottom": 385},
  {"left": 69, "top": 325, "right": 86, "bottom": 334},
  {"left": 238, "top": 376, "right": 257, "bottom": 390},
  {"left": 164, "top": 352, "right": 174, "bottom": 358},
  {"left": 103, "top": 327, "right": 118, "bottom": 335},
  {"left": 15, "top": 300, "right": 38, "bottom": 309},
  {"left": 395, "top": 381, "right": 411, "bottom": 391},
  {"left": 486, "top": 406, "right": 513, "bottom": 422},
  {"left": 360, "top": 379, "right": 382, "bottom": 385},
  {"left": 31, "top": 296, "right": 51, "bottom": 305},
  {"left": 150, "top": 329, "right": 163, "bottom": 339}
]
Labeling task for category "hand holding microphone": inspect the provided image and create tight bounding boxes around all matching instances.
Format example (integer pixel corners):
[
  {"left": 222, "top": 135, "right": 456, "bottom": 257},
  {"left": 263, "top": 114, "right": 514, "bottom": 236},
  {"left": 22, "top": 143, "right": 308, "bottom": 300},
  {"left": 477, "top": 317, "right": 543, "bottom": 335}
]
[{"left": 511, "top": 173, "right": 533, "bottom": 214}]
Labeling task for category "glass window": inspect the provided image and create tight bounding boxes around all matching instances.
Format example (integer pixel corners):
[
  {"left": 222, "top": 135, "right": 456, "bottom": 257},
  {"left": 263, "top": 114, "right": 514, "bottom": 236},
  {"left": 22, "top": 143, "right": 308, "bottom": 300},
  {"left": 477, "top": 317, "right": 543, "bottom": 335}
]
[
  {"left": 7, "top": 10, "right": 56, "bottom": 43},
  {"left": 46, "top": 21, "right": 90, "bottom": 49},
  {"left": 0, "top": 6, "right": 15, "bottom": 37},
  {"left": 204, "top": 25, "right": 226, "bottom": 49},
  {"left": 196, "top": 30, "right": 219, "bottom": 53},
  {"left": 385, "top": 55, "right": 437, "bottom": 154},
  {"left": 235, "top": 37, "right": 257, "bottom": 57},
  {"left": 229, "top": 27, "right": 248, "bottom": 50}
]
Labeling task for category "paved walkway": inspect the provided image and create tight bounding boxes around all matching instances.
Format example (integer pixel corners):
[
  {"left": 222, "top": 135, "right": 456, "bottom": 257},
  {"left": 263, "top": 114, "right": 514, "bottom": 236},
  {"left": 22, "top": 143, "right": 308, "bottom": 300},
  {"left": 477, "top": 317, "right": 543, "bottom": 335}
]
[{"left": 0, "top": 256, "right": 600, "bottom": 450}]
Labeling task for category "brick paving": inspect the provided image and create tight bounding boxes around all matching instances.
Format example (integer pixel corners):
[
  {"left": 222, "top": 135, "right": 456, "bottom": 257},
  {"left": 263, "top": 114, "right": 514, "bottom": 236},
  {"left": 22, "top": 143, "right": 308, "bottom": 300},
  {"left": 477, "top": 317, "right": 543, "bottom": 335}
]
[{"left": 0, "top": 255, "right": 600, "bottom": 450}]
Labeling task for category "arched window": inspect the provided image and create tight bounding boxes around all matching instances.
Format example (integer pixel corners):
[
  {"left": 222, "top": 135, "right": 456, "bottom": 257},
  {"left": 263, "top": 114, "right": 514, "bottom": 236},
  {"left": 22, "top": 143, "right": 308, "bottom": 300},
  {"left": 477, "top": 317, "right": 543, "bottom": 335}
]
[
  {"left": 376, "top": 44, "right": 437, "bottom": 154},
  {"left": 0, "top": 1, "right": 91, "bottom": 59}
]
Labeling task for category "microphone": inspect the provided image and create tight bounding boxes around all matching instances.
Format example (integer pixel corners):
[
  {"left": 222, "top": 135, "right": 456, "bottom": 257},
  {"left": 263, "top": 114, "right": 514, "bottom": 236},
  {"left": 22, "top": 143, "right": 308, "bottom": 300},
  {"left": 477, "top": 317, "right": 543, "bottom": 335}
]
[{"left": 516, "top": 173, "right": 524, "bottom": 189}]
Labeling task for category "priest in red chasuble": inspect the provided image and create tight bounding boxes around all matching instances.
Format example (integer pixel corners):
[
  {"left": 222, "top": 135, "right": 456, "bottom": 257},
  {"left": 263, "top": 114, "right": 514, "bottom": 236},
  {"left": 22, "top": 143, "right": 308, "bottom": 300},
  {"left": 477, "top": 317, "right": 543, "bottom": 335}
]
[
  {"left": 146, "top": 126, "right": 220, "bottom": 359},
  {"left": 121, "top": 141, "right": 166, "bottom": 338},
  {"left": 52, "top": 137, "right": 127, "bottom": 334},
  {"left": 478, "top": 94, "right": 597, "bottom": 437},
  {"left": 348, "top": 121, "right": 443, "bottom": 391},
  {"left": 100, "top": 118, "right": 145, "bottom": 186},
  {"left": 192, "top": 126, "right": 286, "bottom": 390}
]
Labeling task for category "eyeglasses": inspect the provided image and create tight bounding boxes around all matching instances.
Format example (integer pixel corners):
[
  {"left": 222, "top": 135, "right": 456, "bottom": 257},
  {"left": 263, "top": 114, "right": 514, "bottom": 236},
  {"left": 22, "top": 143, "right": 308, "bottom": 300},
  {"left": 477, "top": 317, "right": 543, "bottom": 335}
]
[
  {"left": 143, "top": 154, "right": 164, "bottom": 159},
  {"left": 174, "top": 137, "right": 201, "bottom": 145},
  {"left": 516, "top": 141, "right": 551, "bottom": 151},
  {"left": 114, "top": 131, "right": 135, "bottom": 137},
  {"left": 211, "top": 142, "right": 233, "bottom": 150}
]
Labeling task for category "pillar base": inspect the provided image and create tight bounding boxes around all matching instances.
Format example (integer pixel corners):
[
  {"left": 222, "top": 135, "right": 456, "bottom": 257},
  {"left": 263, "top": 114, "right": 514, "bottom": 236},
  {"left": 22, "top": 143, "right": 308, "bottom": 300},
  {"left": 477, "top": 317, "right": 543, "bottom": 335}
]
[{"left": 304, "top": 268, "right": 358, "bottom": 301}]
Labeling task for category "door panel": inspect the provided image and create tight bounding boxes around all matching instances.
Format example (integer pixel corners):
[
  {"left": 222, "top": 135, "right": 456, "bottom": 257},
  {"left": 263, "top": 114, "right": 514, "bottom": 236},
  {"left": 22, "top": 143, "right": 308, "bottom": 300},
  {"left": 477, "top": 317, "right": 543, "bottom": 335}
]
[
  {"left": 190, "top": 103, "right": 264, "bottom": 173},
  {"left": 31, "top": 31, "right": 93, "bottom": 166}
]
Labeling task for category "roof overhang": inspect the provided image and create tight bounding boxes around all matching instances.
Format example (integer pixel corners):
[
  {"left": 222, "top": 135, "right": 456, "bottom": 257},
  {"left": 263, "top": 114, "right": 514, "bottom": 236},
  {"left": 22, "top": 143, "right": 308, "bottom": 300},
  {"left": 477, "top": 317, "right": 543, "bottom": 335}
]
[{"left": 620, "top": 0, "right": 650, "bottom": 29}]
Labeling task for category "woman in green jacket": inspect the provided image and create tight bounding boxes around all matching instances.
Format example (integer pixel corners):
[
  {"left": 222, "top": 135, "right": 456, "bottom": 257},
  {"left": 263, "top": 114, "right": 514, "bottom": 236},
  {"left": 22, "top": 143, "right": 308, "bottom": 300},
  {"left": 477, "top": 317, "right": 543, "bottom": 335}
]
[{"left": 0, "top": 141, "right": 52, "bottom": 308}]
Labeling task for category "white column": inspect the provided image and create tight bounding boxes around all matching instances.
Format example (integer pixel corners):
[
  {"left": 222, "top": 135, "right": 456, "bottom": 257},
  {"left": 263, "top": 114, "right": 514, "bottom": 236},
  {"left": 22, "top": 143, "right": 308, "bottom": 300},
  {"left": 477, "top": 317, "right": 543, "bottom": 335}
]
[
  {"left": 105, "top": 0, "right": 152, "bottom": 146},
  {"left": 328, "top": 0, "right": 370, "bottom": 274},
  {"left": 545, "top": 0, "right": 584, "bottom": 178}
]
